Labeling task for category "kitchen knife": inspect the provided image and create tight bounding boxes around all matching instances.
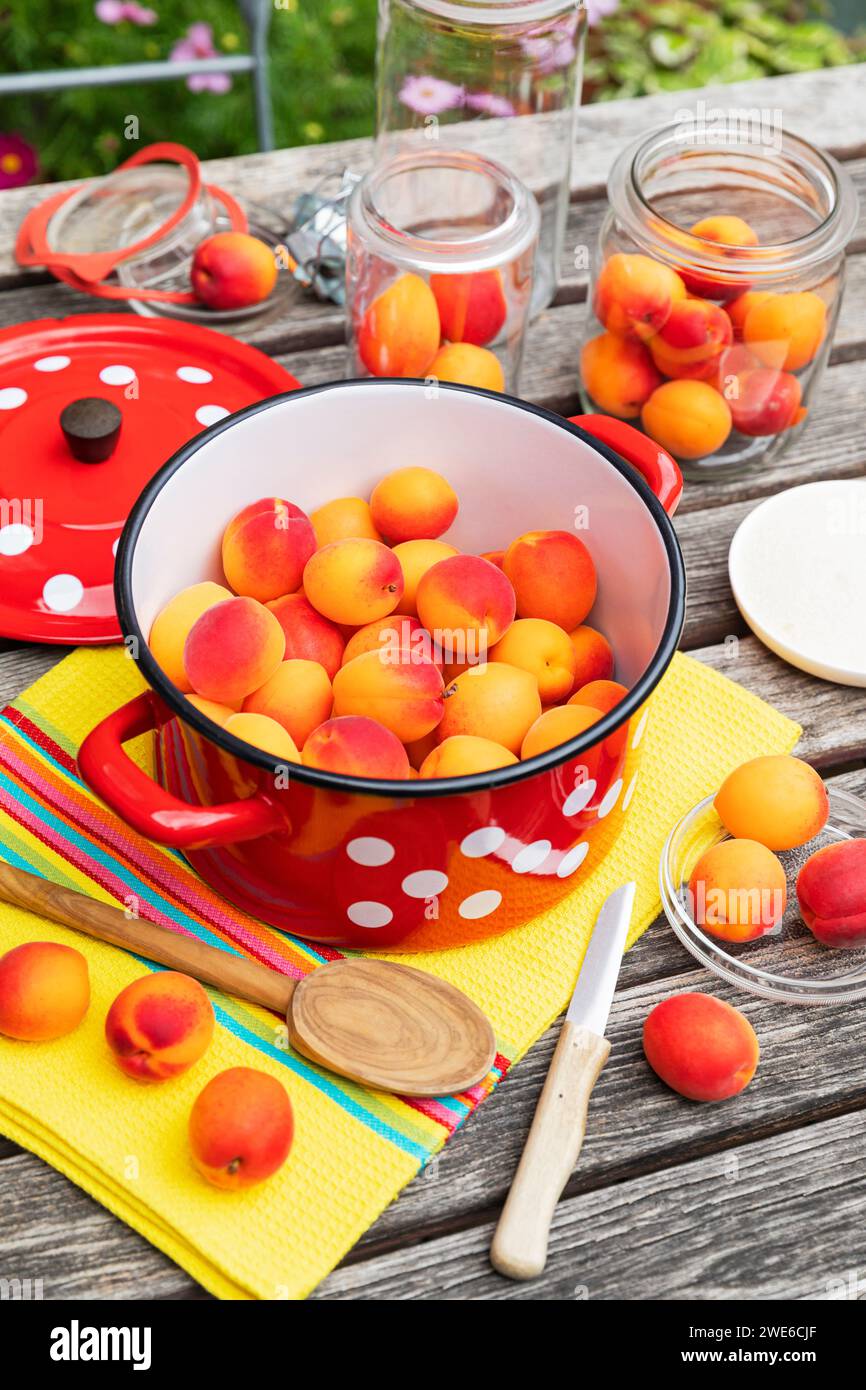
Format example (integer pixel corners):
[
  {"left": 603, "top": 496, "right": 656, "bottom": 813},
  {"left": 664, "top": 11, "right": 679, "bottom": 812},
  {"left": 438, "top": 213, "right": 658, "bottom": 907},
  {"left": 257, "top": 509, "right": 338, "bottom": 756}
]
[{"left": 490, "top": 881, "right": 636, "bottom": 1281}]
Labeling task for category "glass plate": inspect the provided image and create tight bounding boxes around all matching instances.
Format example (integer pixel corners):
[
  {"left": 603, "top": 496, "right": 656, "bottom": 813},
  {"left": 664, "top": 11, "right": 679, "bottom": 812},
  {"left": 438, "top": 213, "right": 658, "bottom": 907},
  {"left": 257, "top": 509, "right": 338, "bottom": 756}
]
[{"left": 660, "top": 785, "right": 866, "bottom": 1005}]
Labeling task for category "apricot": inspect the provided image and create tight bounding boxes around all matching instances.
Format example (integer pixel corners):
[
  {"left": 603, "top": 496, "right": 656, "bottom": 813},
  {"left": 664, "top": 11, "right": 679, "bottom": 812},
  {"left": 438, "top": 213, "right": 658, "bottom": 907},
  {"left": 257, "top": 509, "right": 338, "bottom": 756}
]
[
  {"left": 643, "top": 993, "right": 759, "bottom": 1102},
  {"left": 428, "top": 342, "right": 505, "bottom": 392},
  {"left": 222, "top": 497, "right": 316, "bottom": 604},
  {"left": 191, "top": 231, "right": 277, "bottom": 310},
  {"left": 797, "top": 839, "right": 866, "bottom": 949},
  {"left": 580, "top": 332, "right": 662, "bottom": 419},
  {"left": 342, "top": 613, "right": 440, "bottom": 669},
  {"left": 430, "top": 269, "right": 506, "bottom": 346},
  {"left": 369, "top": 466, "right": 458, "bottom": 543},
  {"left": 437, "top": 662, "right": 541, "bottom": 755},
  {"left": 184, "top": 597, "right": 285, "bottom": 705},
  {"left": 743, "top": 290, "right": 827, "bottom": 372},
  {"left": 189, "top": 1066, "right": 293, "bottom": 1190},
  {"left": 224, "top": 712, "right": 300, "bottom": 760},
  {"left": 303, "top": 538, "right": 403, "bottom": 626},
  {"left": 569, "top": 626, "right": 614, "bottom": 688},
  {"left": 728, "top": 367, "right": 803, "bottom": 437},
  {"left": 521, "top": 703, "right": 600, "bottom": 760},
  {"left": 0, "top": 942, "right": 89, "bottom": 1041},
  {"left": 570, "top": 678, "right": 629, "bottom": 714},
  {"left": 681, "top": 215, "right": 759, "bottom": 299},
  {"left": 648, "top": 297, "right": 733, "bottom": 381},
  {"left": 416, "top": 553, "right": 516, "bottom": 662},
  {"left": 266, "top": 592, "right": 344, "bottom": 681},
  {"left": 302, "top": 715, "right": 411, "bottom": 779},
  {"left": 149, "top": 581, "right": 233, "bottom": 692},
  {"left": 689, "top": 838, "right": 787, "bottom": 942},
  {"left": 242, "top": 658, "right": 332, "bottom": 748},
  {"left": 185, "top": 695, "right": 237, "bottom": 727},
  {"left": 310, "top": 496, "right": 381, "bottom": 547},
  {"left": 726, "top": 290, "right": 772, "bottom": 340},
  {"left": 333, "top": 650, "right": 445, "bottom": 742},
  {"left": 641, "top": 380, "right": 732, "bottom": 460},
  {"left": 393, "top": 539, "right": 459, "bottom": 615},
  {"left": 594, "top": 252, "right": 685, "bottom": 341},
  {"left": 503, "top": 530, "right": 597, "bottom": 631},
  {"left": 105, "top": 971, "right": 214, "bottom": 1080},
  {"left": 405, "top": 729, "right": 439, "bottom": 771},
  {"left": 420, "top": 734, "right": 518, "bottom": 778},
  {"left": 489, "top": 617, "right": 577, "bottom": 704},
  {"left": 715, "top": 755, "right": 829, "bottom": 851},
  {"left": 481, "top": 549, "right": 504, "bottom": 568},
  {"left": 357, "top": 272, "right": 440, "bottom": 378}
]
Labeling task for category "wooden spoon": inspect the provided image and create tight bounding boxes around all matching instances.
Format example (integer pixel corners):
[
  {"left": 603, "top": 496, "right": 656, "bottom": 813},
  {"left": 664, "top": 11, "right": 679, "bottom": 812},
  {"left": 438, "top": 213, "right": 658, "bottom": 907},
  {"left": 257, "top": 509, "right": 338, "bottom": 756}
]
[{"left": 0, "top": 862, "right": 496, "bottom": 1097}]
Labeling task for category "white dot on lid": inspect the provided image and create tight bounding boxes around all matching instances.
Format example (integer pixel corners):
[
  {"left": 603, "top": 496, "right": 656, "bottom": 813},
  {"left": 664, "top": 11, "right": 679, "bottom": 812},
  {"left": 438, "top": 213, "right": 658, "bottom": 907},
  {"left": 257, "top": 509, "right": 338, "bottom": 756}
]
[
  {"left": 402, "top": 869, "right": 448, "bottom": 899},
  {"left": 622, "top": 773, "right": 638, "bottom": 811},
  {"left": 598, "top": 778, "right": 623, "bottom": 819},
  {"left": 461, "top": 825, "right": 506, "bottom": 859},
  {"left": 0, "top": 387, "right": 27, "bottom": 409},
  {"left": 0, "top": 523, "right": 34, "bottom": 557},
  {"left": 346, "top": 901, "right": 393, "bottom": 929},
  {"left": 99, "top": 364, "right": 136, "bottom": 386},
  {"left": 112, "top": 538, "right": 120, "bottom": 557},
  {"left": 177, "top": 365, "right": 213, "bottom": 384},
  {"left": 346, "top": 836, "right": 394, "bottom": 867},
  {"left": 195, "top": 404, "right": 230, "bottom": 427},
  {"left": 557, "top": 841, "right": 589, "bottom": 878},
  {"left": 42, "top": 573, "right": 84, "bottom": 613},
  {"left": 34, "top": 355, "right": 71, "bottom": 373},
  {"left": 563, "top": 780, "right": 596, "bottom": 817},
  {"left": 512, "top": 839, "right": 552, "bottom": 875},
  {"left": 631, "top": 710, "right": 649, "bottom": 750},
  {"left": 458, "top": 890, "right": 502, "bottom": 921}
]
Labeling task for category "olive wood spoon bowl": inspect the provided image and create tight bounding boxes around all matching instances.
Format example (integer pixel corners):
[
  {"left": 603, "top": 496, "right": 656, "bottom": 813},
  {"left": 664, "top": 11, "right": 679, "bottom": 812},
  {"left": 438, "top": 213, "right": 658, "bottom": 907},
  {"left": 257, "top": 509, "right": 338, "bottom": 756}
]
[{"left": 0, "top": 862, "right": 496, "bottom": 1097}]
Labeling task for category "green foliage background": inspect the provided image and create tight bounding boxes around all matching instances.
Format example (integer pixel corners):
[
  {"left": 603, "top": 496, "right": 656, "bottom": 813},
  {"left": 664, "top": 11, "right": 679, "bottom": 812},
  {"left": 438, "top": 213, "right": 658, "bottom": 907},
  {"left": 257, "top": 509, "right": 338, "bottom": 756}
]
[{"left": 0, "top": 0, "right": 861, "bottom": 184}]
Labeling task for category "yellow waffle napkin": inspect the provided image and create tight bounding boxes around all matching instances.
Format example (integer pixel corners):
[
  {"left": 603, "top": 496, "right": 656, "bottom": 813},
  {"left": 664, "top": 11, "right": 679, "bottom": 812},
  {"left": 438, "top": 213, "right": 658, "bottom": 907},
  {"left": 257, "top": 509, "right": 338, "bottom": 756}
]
[{"left": 0, "top": 647, "right": 799, "bottom": 1298}]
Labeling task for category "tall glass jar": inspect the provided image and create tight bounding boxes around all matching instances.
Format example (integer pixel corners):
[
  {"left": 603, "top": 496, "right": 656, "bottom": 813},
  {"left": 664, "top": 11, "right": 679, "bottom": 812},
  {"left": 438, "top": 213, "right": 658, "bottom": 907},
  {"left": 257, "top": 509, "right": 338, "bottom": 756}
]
[
  {"left": 579, "top": 124, "right": 859, "bottom": 480},
  {"left": 375, "top": 0, "right": 585, "bottom": 315},
  {"left": 346, "top": 149, "right": 539, "bottom": 394}
]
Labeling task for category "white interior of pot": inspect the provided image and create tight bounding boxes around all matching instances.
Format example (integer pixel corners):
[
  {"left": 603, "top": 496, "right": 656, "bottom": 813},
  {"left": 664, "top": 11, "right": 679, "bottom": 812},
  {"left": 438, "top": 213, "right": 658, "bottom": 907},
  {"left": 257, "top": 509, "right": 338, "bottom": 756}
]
[{"left": 130, "top": 382, "right": 671, "bottom": 688}]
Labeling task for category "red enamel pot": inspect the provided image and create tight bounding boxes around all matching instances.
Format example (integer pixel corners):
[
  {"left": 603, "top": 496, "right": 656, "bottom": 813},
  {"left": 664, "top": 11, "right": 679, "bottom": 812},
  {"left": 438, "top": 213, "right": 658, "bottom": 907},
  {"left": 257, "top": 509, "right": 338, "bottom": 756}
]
[{"left": 78, "top": 380, "right": 685, "bottom": 950}]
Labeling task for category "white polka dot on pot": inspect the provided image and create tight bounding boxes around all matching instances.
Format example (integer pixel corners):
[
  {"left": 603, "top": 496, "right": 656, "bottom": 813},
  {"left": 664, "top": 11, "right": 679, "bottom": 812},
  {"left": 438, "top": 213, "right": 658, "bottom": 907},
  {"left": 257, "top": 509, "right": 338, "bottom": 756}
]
[
  {"left": 622, "top": 773, "right": 638, "bottom": 811},
  {"left": 112, "top": 538, "right": 120, "bottom": 557},
  {"left": 195, "top": 404, "right": 230, "bottom": 427},
  {"left": 460, "top": 825, "right": 506, "bottom": 859},
  {"left": 176, "top": 366, "right": 213, "bottom": 384},
  {"left": 346, "top": 836, "right": 394, "bottom": 867},
  {"left": 42, "top": 574, "right": 84, "bottom": 613},
  {"left": 346, "top": 901, "right": 393, "bottom": 929},
  {"left": 563, "top": 780, "right": 596, "bottom": 817},
  {"left": 597, "top": 778, "right": 623, "bottom": 819},
  {"left": 458, "top": 890, "right": 502, "bottom": 921},
  {"left": 34, "top": 355, "right": 71, "bottom": 373},
  {"left": 631, "top": 710, "right": 649, "bottom": 750},
  {"left": 0, "top": 387, "right": 27, "bottom": 410},
  {"left": 557, "top": 841, "right": 589, "bottom": 878},
  {"left": 511, "top": 839, "right": 552, "bottom": 875},
  {"left": 0, "top": 524, "right": 34, "bottom": 557},
  {"left": 402, "top": 869, "right": 448, "bottom": 899},
  {"left": 99, "top": 364, "right": 136, "bottom": 387}
]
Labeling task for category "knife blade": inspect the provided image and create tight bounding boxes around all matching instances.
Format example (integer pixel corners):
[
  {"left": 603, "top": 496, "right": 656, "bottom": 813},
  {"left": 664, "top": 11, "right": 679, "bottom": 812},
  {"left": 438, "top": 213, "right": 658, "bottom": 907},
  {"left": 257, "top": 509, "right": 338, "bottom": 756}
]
[{"left": 490, "top": 882, "right": 636, "bottom": 1282}]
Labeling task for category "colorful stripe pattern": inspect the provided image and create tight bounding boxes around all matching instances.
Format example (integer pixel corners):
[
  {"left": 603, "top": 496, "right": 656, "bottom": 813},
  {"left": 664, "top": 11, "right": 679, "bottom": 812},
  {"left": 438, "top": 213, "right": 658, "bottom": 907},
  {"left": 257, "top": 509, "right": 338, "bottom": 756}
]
[{"left": 0, "top": 700, "right": 509, "bottom": 1168}]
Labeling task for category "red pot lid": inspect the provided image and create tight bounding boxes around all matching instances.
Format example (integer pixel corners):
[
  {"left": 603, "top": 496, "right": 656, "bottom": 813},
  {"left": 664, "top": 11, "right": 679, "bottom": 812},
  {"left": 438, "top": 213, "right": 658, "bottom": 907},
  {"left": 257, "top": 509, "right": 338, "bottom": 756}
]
[{"left": 0, "top": 314, "right": 298, "bottom": 645}]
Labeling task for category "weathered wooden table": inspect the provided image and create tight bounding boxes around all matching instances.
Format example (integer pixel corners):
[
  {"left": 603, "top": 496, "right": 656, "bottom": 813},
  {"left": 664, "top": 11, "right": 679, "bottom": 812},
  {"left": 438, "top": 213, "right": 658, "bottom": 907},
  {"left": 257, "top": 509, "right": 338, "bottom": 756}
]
[{"left": 2, "top": 65, "right": 866, "bottom": 1301}]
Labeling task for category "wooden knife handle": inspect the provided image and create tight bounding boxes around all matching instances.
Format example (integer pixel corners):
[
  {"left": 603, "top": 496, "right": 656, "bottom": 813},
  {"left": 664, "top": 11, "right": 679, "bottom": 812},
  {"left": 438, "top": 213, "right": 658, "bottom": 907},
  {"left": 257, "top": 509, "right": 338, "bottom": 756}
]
[
  {"left": 490, "top": 1020, "right": 610, "bottom": 1281},
  {"left": 0, "top": 860, "right": 295, "bottom": 1016}
]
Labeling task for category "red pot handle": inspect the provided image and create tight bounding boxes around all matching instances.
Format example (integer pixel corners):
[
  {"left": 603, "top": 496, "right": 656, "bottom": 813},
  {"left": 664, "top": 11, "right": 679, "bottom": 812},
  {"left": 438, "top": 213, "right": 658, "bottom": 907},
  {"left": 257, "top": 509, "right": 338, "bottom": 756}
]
[
  {"left": 569, "top": 414, "right": 683, "bottom": 516},
  {"left": 78, "top": 692, "right": 287, "bottom": 850}
]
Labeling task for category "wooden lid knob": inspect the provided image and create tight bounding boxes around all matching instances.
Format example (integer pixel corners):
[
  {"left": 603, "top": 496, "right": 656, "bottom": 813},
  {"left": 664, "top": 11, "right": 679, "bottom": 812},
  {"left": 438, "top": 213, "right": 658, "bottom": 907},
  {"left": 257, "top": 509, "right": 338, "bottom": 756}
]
[{"left": 60, "top": 397, "right": 122, "bottom": 463}]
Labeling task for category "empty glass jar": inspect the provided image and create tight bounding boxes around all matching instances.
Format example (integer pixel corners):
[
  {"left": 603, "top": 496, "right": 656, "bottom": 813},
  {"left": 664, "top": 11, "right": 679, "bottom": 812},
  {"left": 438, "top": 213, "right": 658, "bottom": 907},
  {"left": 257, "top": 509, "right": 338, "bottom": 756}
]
[
  {"left": 375, "top": 0, "right": 585, "bottom": 314},
  {"left": 346, "top": 148, "right": 539, "bottom": 394},
  {"left": 579, "top": 123, "right": 859, "bottom": 479}
]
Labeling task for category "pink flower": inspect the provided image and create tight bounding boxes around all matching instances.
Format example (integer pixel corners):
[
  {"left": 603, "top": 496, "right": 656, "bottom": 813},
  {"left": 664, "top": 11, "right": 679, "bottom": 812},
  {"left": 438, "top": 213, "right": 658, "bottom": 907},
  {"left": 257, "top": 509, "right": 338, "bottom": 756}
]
[
  {"left": 466, "top": 91, "right": 515, "bottom": 118},
  {"left": 584, "top": 0, "right": 619, "bottom": 25},
  {"left": 95, "top": 0, "right": 157, "bottom": 23},
  {"left": 170, "top": 21, "right": 232, "bottom": 93},
  {"left": 399, "top": 75, "right": 464, "bottom": 117},
  {"left": 0, "top": 133, "right": 37, "bottom": 190}
]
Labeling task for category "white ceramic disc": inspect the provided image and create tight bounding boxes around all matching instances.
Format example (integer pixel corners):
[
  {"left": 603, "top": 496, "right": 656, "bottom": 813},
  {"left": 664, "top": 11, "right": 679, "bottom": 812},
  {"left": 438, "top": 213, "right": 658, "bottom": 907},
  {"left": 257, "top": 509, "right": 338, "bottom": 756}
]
[{"left": 729, "top": 480, "right": 866, "bottom": 687}]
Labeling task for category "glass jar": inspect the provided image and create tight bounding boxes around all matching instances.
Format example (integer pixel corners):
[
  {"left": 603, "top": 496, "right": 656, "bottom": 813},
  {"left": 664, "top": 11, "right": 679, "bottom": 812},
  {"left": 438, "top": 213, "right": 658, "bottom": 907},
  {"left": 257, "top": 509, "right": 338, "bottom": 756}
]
[
  {"left": 375, "top": 0, "right": 585, "bottom": 315},
  {"left": 579, "top": 124, "right": 859, "bottom": 480},
  {"left": 346, "top": 149, "right": 539, "bottom": 394}
]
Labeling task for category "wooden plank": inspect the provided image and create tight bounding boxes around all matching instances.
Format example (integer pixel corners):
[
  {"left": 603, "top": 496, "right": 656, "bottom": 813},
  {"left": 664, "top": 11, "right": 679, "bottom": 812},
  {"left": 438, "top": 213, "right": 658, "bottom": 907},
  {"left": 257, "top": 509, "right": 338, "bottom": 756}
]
[
  {"left": 0, "top": 646, "right": 68, "bottom": 706},
  {"left": 315, "top": 1106, "right": 866, "bottom": 1299}
]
